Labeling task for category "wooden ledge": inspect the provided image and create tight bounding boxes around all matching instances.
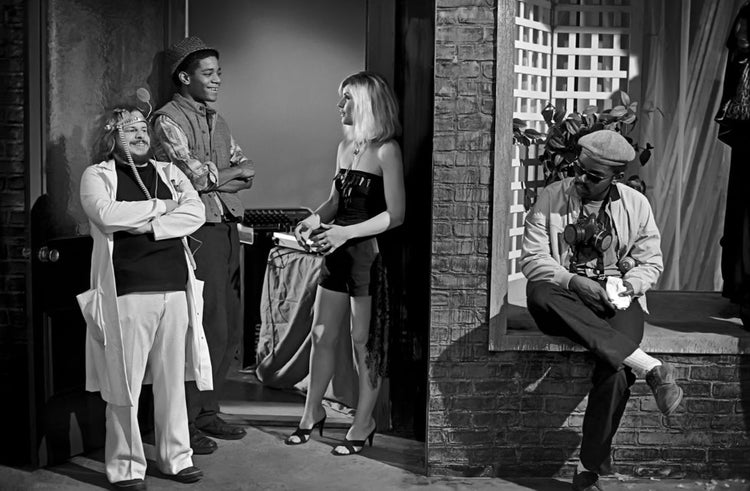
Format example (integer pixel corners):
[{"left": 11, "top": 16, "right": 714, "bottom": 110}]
[{"left": 503, "top": 284, "right": 750, "bottom": 354}]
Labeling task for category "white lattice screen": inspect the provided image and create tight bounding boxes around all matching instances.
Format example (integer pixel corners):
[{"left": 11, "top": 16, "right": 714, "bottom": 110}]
[{"left": 509, "top": 0, "right": 639, "bottom": 282}]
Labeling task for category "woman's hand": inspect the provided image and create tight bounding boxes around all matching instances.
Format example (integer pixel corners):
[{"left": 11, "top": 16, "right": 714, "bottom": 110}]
[
  {"left": 294, "top": 213, "right": 321, "bottom": 250},
  {"left": 310, "top": 223, "right": 350, "bottom": 254}
]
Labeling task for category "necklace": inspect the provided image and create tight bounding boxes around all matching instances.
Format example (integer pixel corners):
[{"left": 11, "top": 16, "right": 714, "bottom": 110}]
[
  {"left": 341, "top": 141, "right": 366, "bottom": 205},
  {"left": 342, "top": 140, "right": 366, "bottom": 181},
  {"left": 351, "top": 140, "right": 365, "bottom": 169}
]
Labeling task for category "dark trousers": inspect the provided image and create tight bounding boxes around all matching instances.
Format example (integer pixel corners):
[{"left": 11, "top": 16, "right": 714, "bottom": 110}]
[
  {"left": 526, "top": 280, "right": 644, "bottom": 474},
  {"left": 185, "top": 222, "right": 242, "bottom": 432}
]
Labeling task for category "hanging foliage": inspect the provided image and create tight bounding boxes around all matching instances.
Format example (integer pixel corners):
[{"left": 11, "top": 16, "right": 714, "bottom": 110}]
[{"left": 514, "top": 91, "right": 654, "bottom": 186}]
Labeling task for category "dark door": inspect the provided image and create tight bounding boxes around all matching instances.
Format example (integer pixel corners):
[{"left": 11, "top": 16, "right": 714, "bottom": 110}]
[
  {"left": 29, "top": 222, "right": 104, "bottom": 466},
  {"left": 366, "top": 0, "right": 435, "bottom": 442}
]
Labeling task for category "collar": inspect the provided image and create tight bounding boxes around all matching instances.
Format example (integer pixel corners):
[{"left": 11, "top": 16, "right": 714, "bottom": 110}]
[
  {"left": 173, "top": 92, "right": 216, "bottom": 117},
  {"left": 564, "top": 178, "right": 622, "bottom": 204},
  {"left": 100, "top": 158, "right": 159, "bottom": 170}
]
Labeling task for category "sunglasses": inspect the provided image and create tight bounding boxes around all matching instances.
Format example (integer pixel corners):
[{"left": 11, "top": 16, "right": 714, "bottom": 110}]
[{"left": 571, "top": 161, "right": 610, "bottom": 184}]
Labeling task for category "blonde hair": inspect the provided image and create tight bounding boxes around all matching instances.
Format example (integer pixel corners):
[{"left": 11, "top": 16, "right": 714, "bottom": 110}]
[{"left": 339, "top": 71, "right": 400, "bottom": 143}]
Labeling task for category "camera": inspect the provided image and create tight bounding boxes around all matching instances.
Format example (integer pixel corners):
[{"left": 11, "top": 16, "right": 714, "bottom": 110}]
[{"left": 563, "top": 212, "right": 612, "bottom": 253}]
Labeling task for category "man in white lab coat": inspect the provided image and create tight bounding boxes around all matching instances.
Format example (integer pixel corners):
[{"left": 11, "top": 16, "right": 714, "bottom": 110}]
[{"left": 78, "top": 107, "right": 212, "bottom": 490}]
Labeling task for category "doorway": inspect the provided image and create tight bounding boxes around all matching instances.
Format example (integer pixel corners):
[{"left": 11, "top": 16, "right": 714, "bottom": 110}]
[
  {"left": 187, "top": 0, "right": 433, "bottom": 461},
  {"left": 24, "top": 0, "right": 433, "bottom": 473}
]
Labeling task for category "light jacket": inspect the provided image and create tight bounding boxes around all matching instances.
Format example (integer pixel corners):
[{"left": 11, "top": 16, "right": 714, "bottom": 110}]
[
  {"left": 520, "top": 178, "right": 663, "bottom": 311},
  {"left": 77, "top": 159, "right": 213, "bottom": 407}
]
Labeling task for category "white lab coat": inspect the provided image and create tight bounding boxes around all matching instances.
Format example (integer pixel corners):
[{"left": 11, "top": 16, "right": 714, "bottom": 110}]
[{"left": 77, "top": 159, "right": 213, "bottom": 407}]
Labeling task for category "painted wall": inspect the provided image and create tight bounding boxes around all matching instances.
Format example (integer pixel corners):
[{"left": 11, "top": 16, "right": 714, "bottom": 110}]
[
  {"left": 189, "top": 0, "right": 366, "bottom": 209},
  {"left": 44, "top": 0, "right": 176, "bottom": 235}
]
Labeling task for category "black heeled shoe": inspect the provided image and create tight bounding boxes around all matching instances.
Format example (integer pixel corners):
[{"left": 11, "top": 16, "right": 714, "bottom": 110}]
[
  {"left": 331, "top": 426, "right": 376, "bottom": 456},
  {"left": 284, "top": 415, "right": 326, "bottom": 445}
]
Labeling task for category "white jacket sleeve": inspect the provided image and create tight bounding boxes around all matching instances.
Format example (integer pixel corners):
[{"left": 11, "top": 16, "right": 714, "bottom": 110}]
[
  {"left": 151, "top": 164, "right": 206, "bottom": 240},
  {"left": 80, "top": 165, "right": 168, "bottom": 233},
  {"left": 520, "top": 188, "right": 576, "bottom": 289}
]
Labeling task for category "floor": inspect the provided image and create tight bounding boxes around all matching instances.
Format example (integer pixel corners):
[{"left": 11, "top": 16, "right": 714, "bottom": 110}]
[
  {"left": 2, "top": 429, "right": 748, "bottom": 491},
  {"left": 2, "top": 373, "right": 748, "bottom": 490}
]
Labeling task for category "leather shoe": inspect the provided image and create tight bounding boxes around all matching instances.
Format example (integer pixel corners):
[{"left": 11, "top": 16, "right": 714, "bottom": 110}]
[
  {"left": 190, "top": 430, "right": 218, "bottom": 454},
  {"left": 112, "top": 478, "right": 146, "bottom": 490},
  {"left": 199, "top": 417, "right": 246, "bottom": 440},
  {"left": 572, "top": 470, "right": 604, "bottom": 491},
  {"left": 646, "top": 362, "right": 683, "bottom": 415},
  {"left": 164, "top": 466, "right": 203, "bottom": 484}
]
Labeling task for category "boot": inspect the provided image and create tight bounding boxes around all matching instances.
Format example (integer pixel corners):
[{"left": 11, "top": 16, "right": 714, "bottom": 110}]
[
  {"left": 572, "top": 470, "right": 604, "bottom": 491},
  {"left": 646, "top": 362, "right": 683, "bottom": 415}
]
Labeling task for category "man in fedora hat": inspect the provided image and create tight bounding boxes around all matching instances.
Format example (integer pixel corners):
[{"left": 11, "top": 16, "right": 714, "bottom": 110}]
[
  {"left": 520, "top": 130, "right": 683, "bottom": 490},
  {"left": 153, "top": 36, "right": 254, "bottom": 455}
]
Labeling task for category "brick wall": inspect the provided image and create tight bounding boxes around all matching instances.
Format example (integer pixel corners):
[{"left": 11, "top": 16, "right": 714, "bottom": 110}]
[
  {"left": 428, "top": 0, "right": 750, "bottom": 478},
  {"left": 0, "top": 0, "right": 28, "bottom": 465}
]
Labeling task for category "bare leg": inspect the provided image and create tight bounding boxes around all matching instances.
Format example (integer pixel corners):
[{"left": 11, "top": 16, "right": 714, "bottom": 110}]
[
  {"left": 297, "top": 286, "right": 349, "bottom": 433},
  {"left": 340, "top": 296, "right": 378, "bottom": 447}
]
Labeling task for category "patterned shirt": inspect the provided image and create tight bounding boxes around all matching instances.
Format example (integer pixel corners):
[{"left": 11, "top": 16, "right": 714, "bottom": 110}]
[{"left": 153, "top": 114, "right": 252, "bottom": 216}]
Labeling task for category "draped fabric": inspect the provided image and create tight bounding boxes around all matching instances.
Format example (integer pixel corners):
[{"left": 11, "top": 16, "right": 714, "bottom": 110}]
[
  {"left": 254, "top": 248, "right": 358, "bottom": 407},
  {"left": 254, "top": 247, "right": 394, "bottom": 407},
  {"left": 636, "top": 0, "right": 744, "bottom": 290},
  {"left": 365, "top": 253, "right": 391, "bottom": 388}
]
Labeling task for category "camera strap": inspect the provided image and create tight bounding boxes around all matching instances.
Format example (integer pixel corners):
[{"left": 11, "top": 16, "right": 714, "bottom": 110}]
[
  {"left": 569, "top": 194, "right": 613, "bottom": 277},
  {"left": 594, "top": 199, "right": 613, "bottom": 278}
]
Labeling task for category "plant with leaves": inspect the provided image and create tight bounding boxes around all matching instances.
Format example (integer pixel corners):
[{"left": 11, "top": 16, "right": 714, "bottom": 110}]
[
  {"left": 513, "top": 118, "right": 546, "bottom": 147},
  {"left": 534, "top": 91, "right": 653, "bottom": 185}
]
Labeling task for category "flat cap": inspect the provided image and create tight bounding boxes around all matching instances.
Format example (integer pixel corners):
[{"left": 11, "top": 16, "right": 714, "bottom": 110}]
[
  {"left": 165, "top": 36, "right": 218, "bottom": 78},
  {"left": 578, "top": 130, "right": 635, "bottom": 167}
]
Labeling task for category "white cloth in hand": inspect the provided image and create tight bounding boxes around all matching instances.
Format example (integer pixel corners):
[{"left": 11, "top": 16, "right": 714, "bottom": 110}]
[{"left": 606, "top": 276, "right": 632, "bottom": 310}]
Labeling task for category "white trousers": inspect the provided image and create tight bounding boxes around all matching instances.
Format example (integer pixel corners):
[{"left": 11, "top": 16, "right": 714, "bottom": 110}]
[{"left": 105, "top": 291, "right": 193, "bottom": 483}]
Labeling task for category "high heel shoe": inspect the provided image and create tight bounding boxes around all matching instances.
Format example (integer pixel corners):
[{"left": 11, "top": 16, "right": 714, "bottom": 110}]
[
  {"left": 331, "top": 426, "right": 376, "bottom": 456},
  {"left": 284, "top": 415, "right": 326, "bottom": 445}
]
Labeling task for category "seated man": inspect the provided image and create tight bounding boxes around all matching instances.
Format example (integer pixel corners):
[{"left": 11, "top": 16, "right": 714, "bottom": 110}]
[{"left": 520, "top": 130, "right": 683, "bottom": 491}]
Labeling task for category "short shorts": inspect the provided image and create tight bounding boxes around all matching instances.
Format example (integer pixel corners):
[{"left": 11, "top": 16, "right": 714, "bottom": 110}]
[{"left": 318, "top": 237, "right": 378, "bottom": 297}]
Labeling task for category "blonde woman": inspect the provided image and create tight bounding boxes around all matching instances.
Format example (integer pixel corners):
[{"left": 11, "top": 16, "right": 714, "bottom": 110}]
[{"left": 286, "top": 72, "right": 405, "bottom": 456}]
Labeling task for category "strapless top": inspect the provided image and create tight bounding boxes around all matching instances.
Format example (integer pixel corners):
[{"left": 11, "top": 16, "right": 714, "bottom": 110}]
[{"left": 333, "top": 168, "right": 386, "bottom": 227}]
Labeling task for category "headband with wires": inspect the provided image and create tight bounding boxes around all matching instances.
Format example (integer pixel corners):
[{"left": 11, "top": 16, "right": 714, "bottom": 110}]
[{"left": 105, "top": 88, "right": 154, "bottom": 199}]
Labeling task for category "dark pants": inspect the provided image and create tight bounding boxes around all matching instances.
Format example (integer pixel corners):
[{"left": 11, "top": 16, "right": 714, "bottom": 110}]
[
  {"left": 526, "top": 280, "right": 644, "bottom": 474},
  {"left": 185, "top": 222, "right": 242, "bottom": 432}
]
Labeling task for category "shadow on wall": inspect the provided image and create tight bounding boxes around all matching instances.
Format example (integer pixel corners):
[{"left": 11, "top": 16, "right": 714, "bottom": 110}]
[
  {"left": 45, "top": 135, "right": 83, "bottom": 238},
  {"left": 432, "top": 311, "right": 750, "bottom": 478},
  {"left": 431, "top": 317, "right": 591, "bottom": 479},
  {"left": 146, "top": 50, "right": 172, "bottom": 110}
]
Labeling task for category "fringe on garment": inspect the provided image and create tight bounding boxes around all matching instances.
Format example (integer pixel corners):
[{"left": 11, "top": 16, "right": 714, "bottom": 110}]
[
  {"left": 723, "top": 62, "right": 750, "bottom": 121},
  {"left": 364, "top": 252, "right": 392, "bottom": 389}
]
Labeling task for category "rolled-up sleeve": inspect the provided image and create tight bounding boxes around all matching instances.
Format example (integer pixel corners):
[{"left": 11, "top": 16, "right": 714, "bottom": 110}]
[
  {"left": 229, "top": 135, "right": 249, "bottom": 167},
  {"left": 153, "top": 115, "right": 217, "bottom": 191},
  {"left": 151, "top": 164, "right": 206, "bottom": 240}
]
